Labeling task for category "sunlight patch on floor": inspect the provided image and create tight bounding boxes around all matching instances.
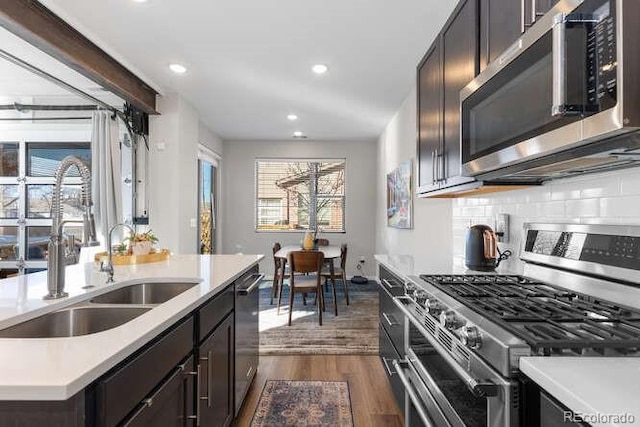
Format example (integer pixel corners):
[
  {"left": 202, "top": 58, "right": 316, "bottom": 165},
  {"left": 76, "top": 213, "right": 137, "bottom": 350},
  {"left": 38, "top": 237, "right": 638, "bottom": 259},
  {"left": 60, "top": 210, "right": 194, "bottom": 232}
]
[{"left": 259, "top": 305, "right": 317, "bottom": 332}]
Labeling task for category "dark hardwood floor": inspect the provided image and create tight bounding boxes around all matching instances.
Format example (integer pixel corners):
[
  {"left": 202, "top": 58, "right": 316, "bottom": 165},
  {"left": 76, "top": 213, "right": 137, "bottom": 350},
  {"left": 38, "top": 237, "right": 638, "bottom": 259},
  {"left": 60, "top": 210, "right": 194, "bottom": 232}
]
[{"left": 235, "top": 355, "right": 404, "bottom": 427}]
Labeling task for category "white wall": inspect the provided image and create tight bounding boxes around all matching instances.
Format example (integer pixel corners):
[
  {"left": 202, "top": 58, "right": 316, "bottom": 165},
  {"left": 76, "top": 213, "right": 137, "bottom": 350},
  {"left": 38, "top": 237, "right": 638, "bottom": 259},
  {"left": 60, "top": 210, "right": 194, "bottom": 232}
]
[
  {"left": 452, "top": 168, "right": 640, "bottom": 273},
  {"left": 222, "top": 139, "right": 377, "bottom": 276},
  {"left": 149, "top": 93, "right": 224, "bottom": 254},
  {"left": 198, "top": 123, "right": 223, "bottom": 156},
  {"left": 376, "top": 87, "right": 453, "bottom": 271}
]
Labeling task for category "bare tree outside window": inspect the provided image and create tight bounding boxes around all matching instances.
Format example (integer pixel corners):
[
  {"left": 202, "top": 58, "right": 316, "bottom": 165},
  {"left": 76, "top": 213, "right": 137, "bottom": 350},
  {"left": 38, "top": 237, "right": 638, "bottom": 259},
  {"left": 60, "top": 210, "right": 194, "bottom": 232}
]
[{"left": 255, "top": 160, "right": 345, "bottom": 232}]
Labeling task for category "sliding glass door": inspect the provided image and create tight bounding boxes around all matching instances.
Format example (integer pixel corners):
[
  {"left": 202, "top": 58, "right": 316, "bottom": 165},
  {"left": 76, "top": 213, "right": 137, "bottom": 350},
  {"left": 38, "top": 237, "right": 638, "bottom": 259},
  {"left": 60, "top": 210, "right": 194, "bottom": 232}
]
[{"left": 198, "top": 158, "right": 217, "bottom": 254}]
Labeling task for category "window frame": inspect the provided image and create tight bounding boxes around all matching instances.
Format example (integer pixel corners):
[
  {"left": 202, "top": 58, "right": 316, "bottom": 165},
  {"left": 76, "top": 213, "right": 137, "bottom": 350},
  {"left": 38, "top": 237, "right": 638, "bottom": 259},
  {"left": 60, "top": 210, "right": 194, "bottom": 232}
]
[{"left": 254, "top": 158, "right": 346, "bottom": 233}]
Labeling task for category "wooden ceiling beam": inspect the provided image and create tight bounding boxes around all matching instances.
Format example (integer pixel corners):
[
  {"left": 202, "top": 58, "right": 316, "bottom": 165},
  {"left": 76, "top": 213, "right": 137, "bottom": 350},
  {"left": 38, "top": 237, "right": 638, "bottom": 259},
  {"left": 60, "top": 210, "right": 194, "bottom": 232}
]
[{"left": 0, "top": 0, "right": 158, "bottom": 114}]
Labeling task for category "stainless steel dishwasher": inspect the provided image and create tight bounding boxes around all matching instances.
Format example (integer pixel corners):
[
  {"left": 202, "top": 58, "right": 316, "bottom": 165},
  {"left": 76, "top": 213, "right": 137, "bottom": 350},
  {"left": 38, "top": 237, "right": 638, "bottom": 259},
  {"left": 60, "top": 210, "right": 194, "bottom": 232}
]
[{"left": 234, "top": 268, "right": 263, "bottom": 415}]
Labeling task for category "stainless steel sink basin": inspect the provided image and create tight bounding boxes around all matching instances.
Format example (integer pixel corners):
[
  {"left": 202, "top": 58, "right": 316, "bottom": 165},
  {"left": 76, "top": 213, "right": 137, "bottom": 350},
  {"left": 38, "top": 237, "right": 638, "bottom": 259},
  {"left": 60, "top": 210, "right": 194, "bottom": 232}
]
[
  {"left": 90, "top": 282, "right": 198, "bottom": 305},
  {"left": 0, "top": 306, "right": 151, "bottom": 338}
]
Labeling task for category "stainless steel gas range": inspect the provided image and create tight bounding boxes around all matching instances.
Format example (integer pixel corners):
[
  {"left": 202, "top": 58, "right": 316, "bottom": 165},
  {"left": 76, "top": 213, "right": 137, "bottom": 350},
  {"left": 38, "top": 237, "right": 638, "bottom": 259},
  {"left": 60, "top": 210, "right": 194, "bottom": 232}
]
[{"left": 390, "top": 223, "right": 640, "bottom": 427}]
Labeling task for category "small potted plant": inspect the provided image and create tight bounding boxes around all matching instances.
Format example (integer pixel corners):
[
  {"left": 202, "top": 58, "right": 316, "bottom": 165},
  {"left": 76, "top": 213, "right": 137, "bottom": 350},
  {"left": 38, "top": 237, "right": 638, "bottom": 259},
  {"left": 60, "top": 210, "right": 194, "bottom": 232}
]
[{"left": 128, "top": 230, "right": 158, "bottom": 256}]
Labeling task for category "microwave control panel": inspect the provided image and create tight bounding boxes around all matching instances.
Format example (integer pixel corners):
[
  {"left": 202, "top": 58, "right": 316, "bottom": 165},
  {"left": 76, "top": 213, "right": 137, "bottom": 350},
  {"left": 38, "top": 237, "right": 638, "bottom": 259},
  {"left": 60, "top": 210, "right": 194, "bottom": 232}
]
[{"left": 594, "top": 1, "right": 617, "bottom": 110}]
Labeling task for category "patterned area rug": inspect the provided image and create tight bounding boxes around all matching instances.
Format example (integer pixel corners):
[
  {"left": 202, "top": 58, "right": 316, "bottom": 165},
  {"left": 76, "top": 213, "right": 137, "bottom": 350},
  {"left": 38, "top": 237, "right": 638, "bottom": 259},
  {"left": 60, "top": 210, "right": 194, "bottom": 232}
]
[
  {"left": 259, "top": 281, "right": 379, "bottom": 355},
  {"left": 251, "top": 380, "right": 354, "bottom": 427}
]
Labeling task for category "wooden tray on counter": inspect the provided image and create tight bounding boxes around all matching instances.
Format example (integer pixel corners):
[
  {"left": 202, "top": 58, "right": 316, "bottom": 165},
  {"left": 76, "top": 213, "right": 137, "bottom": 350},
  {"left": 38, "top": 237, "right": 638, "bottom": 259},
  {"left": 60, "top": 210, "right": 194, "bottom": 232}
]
[{"left": 94, "top": 249, "right": 171, "bottom": 265}]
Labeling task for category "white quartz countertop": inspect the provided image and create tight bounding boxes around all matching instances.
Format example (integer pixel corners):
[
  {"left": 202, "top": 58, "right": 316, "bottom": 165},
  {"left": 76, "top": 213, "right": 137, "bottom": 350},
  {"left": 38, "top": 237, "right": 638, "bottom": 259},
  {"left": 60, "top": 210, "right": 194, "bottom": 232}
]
[
  {"left": 520, "top": 357, "right": 640, "bottom": 426},
  {"left": 374, "top": 254, "right": 418, "bottom": 280},
  {"left": 0, "top": 254, "right": 263, "bottom": 400},
  {"left": 374, "top": 254, "right": 516, "bottom": 282}
]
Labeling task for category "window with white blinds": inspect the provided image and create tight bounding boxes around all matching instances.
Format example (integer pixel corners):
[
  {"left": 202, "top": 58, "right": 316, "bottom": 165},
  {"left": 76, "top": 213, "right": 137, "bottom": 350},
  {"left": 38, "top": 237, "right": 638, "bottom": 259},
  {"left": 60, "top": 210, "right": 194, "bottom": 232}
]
[{"left": 255, "top": 159, "right": 345, "bottom": 232}]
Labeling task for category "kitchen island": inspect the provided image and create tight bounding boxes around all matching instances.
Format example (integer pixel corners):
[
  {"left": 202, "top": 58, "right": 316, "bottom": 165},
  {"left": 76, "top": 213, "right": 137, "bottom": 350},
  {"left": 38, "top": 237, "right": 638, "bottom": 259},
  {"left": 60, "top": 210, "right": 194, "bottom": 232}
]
[{"left": 0, "top": 254, "right": 263, "bottom": 426}]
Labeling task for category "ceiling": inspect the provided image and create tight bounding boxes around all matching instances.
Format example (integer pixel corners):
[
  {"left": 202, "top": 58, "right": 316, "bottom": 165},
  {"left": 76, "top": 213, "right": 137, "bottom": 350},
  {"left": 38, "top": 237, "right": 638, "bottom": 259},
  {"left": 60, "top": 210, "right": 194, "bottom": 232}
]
[
  {"left": 39, "top": 0, "right": 455, "bottom": 141},
  {"left": 0, "top": 27, "right": 124, "bottom": 110}
]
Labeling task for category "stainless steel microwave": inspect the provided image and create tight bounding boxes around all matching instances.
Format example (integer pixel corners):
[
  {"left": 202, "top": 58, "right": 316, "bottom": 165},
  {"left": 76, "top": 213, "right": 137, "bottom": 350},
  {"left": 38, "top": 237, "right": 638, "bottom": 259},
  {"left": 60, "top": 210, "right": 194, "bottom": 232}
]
[{"left": 460, "top": 0, "right": 640, "bottom": 182}]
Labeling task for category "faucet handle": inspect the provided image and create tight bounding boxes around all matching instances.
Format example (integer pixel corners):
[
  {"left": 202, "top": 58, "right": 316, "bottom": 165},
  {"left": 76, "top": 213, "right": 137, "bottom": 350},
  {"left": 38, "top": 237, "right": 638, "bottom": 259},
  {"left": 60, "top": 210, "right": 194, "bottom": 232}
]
[
  {"left": 99, "top": 260, "right": 115, "bottom": 283},
  {"left": 63, "top": 234, "right": 78, "bottom": 265}
]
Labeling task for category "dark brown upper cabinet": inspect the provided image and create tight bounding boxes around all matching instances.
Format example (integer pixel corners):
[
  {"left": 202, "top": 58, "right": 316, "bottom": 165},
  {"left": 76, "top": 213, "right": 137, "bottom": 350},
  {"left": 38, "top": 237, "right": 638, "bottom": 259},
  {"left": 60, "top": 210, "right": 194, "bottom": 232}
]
[
  {"left": 417, "top": 0, "right": 478, "bottom": 195},
  {"left": 480, "top": 0, "right": 559, "bottom": 70},
  {"left": 417, "top": 42, "right": 442, "bottom": 192},
  {"left": 442, "top": 0, "right": 479, "bottom": 186}
]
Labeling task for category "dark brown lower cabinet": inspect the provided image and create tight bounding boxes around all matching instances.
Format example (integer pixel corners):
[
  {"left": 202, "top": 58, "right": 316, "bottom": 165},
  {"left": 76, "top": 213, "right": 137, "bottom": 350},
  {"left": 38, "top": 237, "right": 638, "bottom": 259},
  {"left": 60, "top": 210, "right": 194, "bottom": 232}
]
[
  {"left": 379, "top": 325, "right": 405, "bottom": 411},
  {"left": 92, "top": 317, "right": 195, "bottom": 427},
  {"left": 198, "top": 313, "right": 235, "bottom": 427},
  {"left": 120, "top": 356, "right": 195, "bottom": 427}
]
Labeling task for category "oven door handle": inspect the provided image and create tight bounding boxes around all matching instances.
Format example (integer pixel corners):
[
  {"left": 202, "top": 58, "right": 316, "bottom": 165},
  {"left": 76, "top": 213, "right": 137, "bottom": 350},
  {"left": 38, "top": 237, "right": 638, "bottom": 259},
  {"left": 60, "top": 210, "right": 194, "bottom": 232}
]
[
  {"left": 393, "top": 296, "right": 499, "bottom": 398},
  {"left": 392, "top": 359, "right": 436, "bottom": 427}
]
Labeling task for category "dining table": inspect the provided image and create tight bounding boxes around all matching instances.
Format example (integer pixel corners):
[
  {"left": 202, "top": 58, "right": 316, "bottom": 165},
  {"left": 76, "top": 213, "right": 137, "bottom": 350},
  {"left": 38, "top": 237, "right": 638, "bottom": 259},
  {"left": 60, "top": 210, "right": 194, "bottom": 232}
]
[
  {"left": 273, "top": 245, "right": 341, "bottom": 261},
  {"left": 273, "top": 245, "right": 342, "bottom": 315}
]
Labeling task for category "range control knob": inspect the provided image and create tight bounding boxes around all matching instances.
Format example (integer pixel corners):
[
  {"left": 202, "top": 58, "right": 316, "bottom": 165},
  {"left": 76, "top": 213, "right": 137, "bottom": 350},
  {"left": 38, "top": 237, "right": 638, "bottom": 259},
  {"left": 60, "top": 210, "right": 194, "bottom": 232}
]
[
  {"left": 425, "top": 299, "right": 443, "bottom": 315},
  {"left": 460, "top": 325, "right": 482, "bottom": 349},
  {"left": 439, "top": 310, "right": 458, "bottom": 329}
]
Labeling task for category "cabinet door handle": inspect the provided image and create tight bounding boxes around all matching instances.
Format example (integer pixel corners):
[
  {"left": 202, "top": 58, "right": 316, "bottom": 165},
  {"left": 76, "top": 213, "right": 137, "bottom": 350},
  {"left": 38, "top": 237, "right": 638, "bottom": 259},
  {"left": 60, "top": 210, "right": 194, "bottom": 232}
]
[
  {"left": 431, "top": 150, "right": 436, "bottom": 185},
  {"left": 381, "top": 357, "right": 396, "bottom": 376},
  {"left": 434, "top": 149, "right": 439, "bottom": 184},
  {"left": 186, "top": 365, "right": 200, "bottom": 426},
  {"left": 198, "top": 363, "right": 204, "bottom": 425},
  {"left": 439, "top": 149, "right": 446, "bottom": 183},
  {"left": 382, "top": 312, "right": 400, "bottom": 327},
  {"left": 122, "top": 364, "right": 187, "bottom": 426},
  {"left": 531, "top": 0, "right": 537, "bottom": 24},
  {"left": 381, "top": 278, "right": 402, "bottom": 290},
  {"left": 521, "top": 0, "right": 526, "bottom": 33},
  {"left": 202, "top": 350, "right": 212, "bottom": 408},
  {"left": 531, "top": 0, "right": 546, "bottom": 24}
]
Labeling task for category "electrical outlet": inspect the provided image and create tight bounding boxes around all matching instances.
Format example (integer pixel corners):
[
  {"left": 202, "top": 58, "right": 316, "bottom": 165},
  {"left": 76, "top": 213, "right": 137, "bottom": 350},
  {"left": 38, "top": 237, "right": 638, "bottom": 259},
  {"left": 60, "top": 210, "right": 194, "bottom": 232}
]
[{"left": 494, "top": 214, "right": 510, "bottom": 243}]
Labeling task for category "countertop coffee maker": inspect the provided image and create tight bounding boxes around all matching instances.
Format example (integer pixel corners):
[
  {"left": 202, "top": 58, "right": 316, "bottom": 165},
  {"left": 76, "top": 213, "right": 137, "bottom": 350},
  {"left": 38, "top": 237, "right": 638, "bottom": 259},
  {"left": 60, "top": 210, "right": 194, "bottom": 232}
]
[{"left": 465, "top": 224, "right": 510, "bottom": 271}]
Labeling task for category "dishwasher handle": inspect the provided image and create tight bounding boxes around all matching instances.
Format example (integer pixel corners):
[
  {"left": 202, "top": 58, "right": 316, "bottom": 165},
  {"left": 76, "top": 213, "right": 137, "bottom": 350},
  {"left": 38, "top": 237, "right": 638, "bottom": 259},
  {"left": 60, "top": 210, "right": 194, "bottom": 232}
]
[{"left": 237, "top": 273, "right": 264, "bottom": 295}]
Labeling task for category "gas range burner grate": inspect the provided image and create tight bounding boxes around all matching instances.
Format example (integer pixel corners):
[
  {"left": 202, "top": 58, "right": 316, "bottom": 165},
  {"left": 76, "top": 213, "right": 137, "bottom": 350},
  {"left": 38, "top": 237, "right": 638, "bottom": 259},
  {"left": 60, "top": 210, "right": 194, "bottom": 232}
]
[{"left": 420, "top": 274, "right": 640, "bottom": 355}]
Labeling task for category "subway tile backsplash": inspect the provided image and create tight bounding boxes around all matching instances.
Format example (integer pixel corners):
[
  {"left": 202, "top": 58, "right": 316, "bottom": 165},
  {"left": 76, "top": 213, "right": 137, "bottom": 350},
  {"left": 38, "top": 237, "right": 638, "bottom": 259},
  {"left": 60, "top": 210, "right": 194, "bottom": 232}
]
[{"left": 452, "top": 168, "right": 640, "bottom": 273}]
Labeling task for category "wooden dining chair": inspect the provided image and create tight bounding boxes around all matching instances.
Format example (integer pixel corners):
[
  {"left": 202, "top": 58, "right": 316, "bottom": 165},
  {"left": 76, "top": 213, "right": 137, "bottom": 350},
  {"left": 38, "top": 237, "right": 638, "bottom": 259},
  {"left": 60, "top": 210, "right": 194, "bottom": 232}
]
[
  {"left": 273, "top": 244, "right": 309, "bottom": 312},
  {"left": 315, "top": 238, "right": 330, "bottom": 246},
  {"left": 322, "top": 243, "right": 349, "bottom": 305},
  {"left": 315, "top": 238, "right": 332, "bottom": 291},
  {"left": 271, "top": 242, "right": 284, "bottom": 305},
  {"left": 286, "top": 250, "right": 329, "bottom": 326}
]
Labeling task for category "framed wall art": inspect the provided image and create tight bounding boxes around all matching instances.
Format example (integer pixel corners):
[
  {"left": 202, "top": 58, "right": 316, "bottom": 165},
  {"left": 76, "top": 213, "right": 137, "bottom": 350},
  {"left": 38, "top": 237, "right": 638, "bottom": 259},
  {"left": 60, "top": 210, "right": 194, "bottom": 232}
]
[{"left": 387, "top": 159, "right": 412, "bottom": 229}]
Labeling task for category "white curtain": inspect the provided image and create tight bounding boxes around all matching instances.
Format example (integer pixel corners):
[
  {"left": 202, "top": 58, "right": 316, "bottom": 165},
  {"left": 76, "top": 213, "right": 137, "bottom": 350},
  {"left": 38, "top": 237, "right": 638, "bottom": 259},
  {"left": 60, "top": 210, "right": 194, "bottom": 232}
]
[{"left": 91, "top": 111, "right": 122, "bottom": 246}]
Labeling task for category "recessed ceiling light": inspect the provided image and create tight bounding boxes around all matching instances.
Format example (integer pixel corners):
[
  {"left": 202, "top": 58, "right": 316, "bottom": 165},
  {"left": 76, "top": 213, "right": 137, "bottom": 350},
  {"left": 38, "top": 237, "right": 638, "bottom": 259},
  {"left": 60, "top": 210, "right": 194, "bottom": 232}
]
[
  {"left": 293, "top": 131, "right": 306, "bottom": 138},
  {"left": 287, "top": 114, "right": 298, "bottom": 121},
  {"left": 169, "top": 63, "right": 187, "bottom": 74},
  {"left": 312, "top": 64, "right": 328, "bottom": 74}
]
